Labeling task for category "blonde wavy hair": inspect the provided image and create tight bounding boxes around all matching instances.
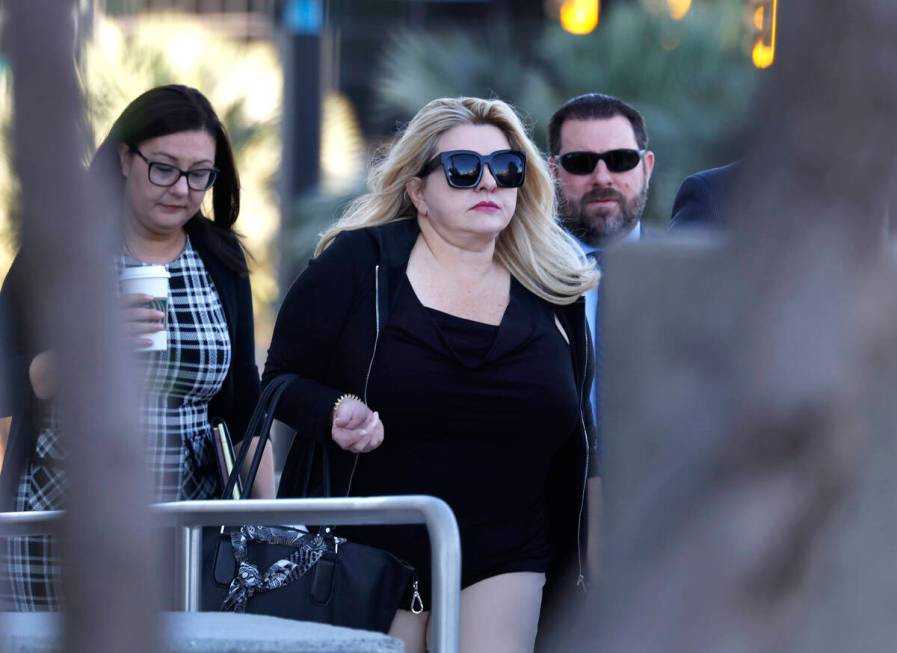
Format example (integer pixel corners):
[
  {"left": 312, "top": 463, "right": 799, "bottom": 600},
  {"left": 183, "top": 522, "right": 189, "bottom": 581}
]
[{"left": 317, "top": 96, "right": 598, "bottom": 305}]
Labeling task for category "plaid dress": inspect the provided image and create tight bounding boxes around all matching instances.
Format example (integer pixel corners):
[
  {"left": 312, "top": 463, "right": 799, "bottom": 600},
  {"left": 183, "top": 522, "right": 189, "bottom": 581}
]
[{"left": 2, "top": 237, "right": 232, "bottom": 610}]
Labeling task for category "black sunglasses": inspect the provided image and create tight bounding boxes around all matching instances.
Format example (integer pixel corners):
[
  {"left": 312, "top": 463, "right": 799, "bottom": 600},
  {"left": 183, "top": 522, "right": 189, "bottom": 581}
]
[
  {"left": 419, "top": 149, "right": 527, "bottom": 189},
  {"left": 558, "top": 149, "right": 645, "bottom": 175}
]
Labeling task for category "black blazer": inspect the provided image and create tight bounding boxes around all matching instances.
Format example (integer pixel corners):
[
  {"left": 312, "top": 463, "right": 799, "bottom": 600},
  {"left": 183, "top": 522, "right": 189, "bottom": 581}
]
[
  {"left": 669, "top": 162, "right": 739, "bottom": 229},
  {"left": 0, "top": 216, "right": 259, "bottom": 502},
  {"left": 185, "top": 218, "right": 260, "bottom": 444}
]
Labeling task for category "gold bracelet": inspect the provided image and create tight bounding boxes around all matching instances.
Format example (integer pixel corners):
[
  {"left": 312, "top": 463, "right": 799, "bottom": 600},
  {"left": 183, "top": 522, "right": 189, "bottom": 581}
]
[{"left": 333, "top": 393, "right": 362, "bottom": 414}]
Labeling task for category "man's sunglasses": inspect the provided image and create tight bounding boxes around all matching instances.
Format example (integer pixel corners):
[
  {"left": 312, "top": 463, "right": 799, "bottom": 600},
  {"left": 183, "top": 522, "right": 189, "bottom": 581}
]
[
  {"left": 419, "top": 149, "right": 527, "bottom": 189},
  {"left": 558, "top": 149, "right": 646, "bottom": 175}
]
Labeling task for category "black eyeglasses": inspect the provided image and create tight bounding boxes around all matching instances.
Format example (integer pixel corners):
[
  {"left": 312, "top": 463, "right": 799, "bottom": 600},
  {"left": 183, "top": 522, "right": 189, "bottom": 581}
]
[
  {"left": 419, "top": 149, "right": 526, "bottom": 189},
  {"left": 558, "top": 149, "right": 645, "bottom": 175},
  {"left": 130, "top": 147, "right": 218, "bottom": 191}
]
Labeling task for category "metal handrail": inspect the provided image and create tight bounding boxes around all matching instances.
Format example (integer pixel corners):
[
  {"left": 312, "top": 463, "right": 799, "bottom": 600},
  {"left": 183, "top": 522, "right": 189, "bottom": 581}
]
[{"left": 0, "top": 495, "right": 461, "bottom": 653}]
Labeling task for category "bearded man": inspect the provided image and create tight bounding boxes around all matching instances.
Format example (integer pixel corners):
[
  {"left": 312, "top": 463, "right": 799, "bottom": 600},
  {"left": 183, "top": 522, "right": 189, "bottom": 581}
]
[
  {"left": 548, "top": 94, "right": 654, "bottom": 405},
  {"left": 549, "top": 93, "right": 654, "bottom": 249},
  {"left": 543, "top": 96, "right": 655, "bottom": 614}
]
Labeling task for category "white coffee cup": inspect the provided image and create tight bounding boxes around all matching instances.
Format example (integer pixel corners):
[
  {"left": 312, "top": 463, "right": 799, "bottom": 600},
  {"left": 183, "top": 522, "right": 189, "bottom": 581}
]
[{"left": 119, "top": 265, "right": 171, "bottom": 352}]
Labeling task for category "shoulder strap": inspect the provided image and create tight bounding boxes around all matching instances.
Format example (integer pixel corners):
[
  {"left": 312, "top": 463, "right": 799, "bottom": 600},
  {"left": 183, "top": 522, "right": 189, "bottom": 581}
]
[{"left": 223, "top": 374, "right": 297, "bottom": 499}]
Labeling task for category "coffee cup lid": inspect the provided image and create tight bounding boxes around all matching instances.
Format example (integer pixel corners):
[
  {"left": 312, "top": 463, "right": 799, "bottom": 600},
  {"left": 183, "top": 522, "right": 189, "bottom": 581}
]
[{"left": 119, "top": 264, "right": 170, "bottom": 281}]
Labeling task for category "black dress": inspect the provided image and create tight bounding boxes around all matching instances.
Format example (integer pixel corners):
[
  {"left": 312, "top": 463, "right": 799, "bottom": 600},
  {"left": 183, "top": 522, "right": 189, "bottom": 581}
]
[
  {"left": 339, "top": 274, "right": 580, "bottom": 606},
  {"left": 0, "top": 219, "right": 260, "bottom": 612}
]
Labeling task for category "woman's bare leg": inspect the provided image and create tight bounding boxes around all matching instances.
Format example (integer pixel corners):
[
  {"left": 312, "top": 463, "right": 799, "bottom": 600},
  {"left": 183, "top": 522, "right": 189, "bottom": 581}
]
[
  {"left": 457, "top": 572, "right": 545, "bottom": 653},
  {"left": 389, "top": 608, "right": 429, "bottom": 653}
]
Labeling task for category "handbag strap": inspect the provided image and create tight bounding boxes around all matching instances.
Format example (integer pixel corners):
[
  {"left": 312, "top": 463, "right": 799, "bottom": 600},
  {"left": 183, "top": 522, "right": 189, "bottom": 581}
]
[
  {"left": 225, "top": 375, "right": 354, "bottom": 502},
  {"left": 222, "top": 374, "right": 297, "bottom": 499}
]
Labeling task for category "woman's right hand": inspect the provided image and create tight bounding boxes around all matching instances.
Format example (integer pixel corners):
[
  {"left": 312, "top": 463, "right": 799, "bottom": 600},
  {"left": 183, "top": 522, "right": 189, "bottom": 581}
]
[
  {"left": 331, "top": 398, "right": 384, "bottom": 453},
  {"left": 121, "top": 293, "right": 164, "bottom": 349}
]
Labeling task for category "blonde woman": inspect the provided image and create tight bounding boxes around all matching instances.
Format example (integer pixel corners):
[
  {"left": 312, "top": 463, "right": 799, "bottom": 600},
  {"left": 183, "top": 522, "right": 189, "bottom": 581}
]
[{"left": 263, "top": 97, "right": 599, "bottom": 652}]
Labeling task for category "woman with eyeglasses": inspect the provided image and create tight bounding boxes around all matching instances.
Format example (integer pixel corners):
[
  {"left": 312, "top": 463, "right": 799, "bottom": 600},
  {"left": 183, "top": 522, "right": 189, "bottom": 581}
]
[
  {"left": 0, "top": 84, "right": 269, "bottom": 610},
  {"left": 263, "top": 97, "right": 598, "bottom": 652}
]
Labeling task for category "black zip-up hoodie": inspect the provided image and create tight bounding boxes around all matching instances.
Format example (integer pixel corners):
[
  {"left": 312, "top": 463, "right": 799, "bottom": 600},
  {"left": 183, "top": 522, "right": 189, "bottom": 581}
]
[{"left": 263, "top": 218, "right": 598, "bottom": 604}]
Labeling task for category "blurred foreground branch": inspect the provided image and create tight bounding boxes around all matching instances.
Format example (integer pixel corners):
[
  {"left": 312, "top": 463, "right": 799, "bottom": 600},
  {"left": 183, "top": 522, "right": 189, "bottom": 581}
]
[
  {"left": 8, "top": 1, "right": 159, "bottom": 652},
  {"left": 555, "top": 1, "right": 897, "bottom": 651}
]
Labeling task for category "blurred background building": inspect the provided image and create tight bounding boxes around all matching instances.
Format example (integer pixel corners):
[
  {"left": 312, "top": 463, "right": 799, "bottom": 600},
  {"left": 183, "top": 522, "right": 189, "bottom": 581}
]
[{"left": 0, "top": 0, "right": 767, "bottom": 349}]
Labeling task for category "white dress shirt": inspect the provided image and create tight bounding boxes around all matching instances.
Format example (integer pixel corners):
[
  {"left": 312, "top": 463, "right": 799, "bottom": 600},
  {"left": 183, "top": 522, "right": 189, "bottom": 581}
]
[{"left": 576, "top": 222, "right": 641, "bottom": 421}]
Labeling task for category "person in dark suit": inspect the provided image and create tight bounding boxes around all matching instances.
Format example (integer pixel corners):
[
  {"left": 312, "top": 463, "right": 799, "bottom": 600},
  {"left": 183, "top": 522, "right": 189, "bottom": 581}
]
[
  {"left": 669, "top": 162, "right": 739, "bottom": 229},
  {"left": 538, "top": 92, "right": 654, "bottom": 649},
  {"left": 547, "top": 93, "right": 655, "bottom": 410}
]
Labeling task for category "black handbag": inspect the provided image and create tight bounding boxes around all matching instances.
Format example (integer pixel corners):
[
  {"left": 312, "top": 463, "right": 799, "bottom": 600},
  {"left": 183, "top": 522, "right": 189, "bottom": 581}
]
[{"left": 202, "top": 374, "right": 422, "bottom": 633}]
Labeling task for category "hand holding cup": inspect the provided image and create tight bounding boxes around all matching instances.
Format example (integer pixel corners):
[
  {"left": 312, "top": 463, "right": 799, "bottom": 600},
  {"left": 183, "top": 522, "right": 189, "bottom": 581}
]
[
  {"left": 119, "top": 265, "right": 170, "bottom": 351},
  {"left": 121, "top": 293, "right": 165, "bottom": 349}
]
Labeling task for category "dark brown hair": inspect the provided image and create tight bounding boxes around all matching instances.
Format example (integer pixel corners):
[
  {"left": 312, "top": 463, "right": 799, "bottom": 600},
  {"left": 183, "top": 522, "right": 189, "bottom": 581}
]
[
  {"left": 90, "top": 84, "right": 247, "bottom": 275},
  {"left": 548, "top": 93, "right": 649, "bottom": 155}
]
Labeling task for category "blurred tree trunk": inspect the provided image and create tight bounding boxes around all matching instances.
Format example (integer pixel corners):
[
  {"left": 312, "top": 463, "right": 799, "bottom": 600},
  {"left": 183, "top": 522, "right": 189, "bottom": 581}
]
[
  {"left": 558, "top": 1, "right": 897, "bottom": 651},
  {"left": 7, "top": 2, "right": 159, "bottom": 652}
]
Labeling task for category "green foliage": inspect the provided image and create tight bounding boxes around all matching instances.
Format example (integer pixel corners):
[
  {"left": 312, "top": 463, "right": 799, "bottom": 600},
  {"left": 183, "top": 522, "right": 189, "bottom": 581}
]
[
  {"left": 377, "top": 26, "right": 546, "bottom": 124},
  {"left": 373, "top": 0, "right": 760, "bottom": 224},
  {"left": 286, "top": 186, "right": 363, "bottom": 282}
]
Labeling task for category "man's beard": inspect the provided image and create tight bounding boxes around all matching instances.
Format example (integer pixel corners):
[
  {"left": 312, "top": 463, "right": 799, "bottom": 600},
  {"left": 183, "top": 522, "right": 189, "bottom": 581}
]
[{"left": 559, "top": 183, "right": 648, "bottom": 247}]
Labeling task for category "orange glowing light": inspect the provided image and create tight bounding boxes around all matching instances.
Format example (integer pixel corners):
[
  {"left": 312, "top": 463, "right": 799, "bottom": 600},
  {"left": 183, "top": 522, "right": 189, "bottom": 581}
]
[
  {"left": 667, "top": 0, "right": 692, "bottom": 20},
  {"left": 751, "top": 0, "right": 777, "bottom": 69},
  {"left": 560, "top": 0, "right": 599, "bottom": 35}
]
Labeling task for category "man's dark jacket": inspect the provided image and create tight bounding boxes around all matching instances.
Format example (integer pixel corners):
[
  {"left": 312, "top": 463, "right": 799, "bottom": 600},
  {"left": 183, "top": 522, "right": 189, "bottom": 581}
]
[{"left": 669, "top": 162, "right": 739, "bottom": 229}]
